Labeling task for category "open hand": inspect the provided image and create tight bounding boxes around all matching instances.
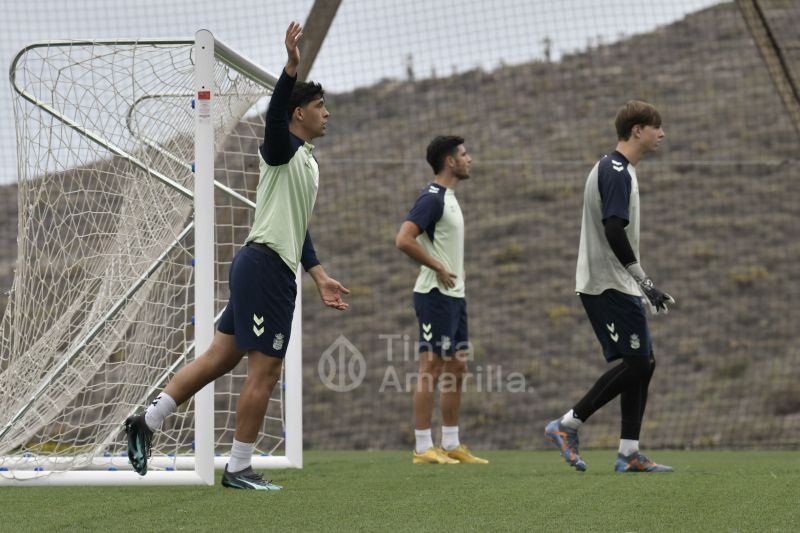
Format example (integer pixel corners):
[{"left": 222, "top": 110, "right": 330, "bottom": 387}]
[
  {"left": 285, "top": 21, "right": 302, "bottom": 69},
  {"left": 317, "top": 276, "right": 350, "bottom": 311}
]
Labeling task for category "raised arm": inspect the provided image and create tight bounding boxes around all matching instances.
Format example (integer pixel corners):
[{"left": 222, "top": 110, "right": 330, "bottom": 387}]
[{"left": 262, "top": 22, "right": 302, "bottom": 166}]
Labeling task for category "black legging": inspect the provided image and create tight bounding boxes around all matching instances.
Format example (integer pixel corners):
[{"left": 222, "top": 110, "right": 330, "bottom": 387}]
[{"left": 572, "top": 355, "right": 656, "bottom": 440}]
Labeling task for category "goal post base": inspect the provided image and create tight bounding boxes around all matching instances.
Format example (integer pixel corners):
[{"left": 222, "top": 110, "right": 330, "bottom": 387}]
[
  {"left": 0, "top": 470, "right": 212, "bottom": 487},
  {"left": 0, "top": 453, "right": 299, "bottom": 470},
  {"left": 0, "top": 454, "right": 299, "bottom": 486}
]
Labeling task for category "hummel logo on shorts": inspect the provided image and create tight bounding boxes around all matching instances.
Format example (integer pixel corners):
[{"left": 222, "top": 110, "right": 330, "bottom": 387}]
[
  {"left": 606, "top": 323, "right": 619, "bottom": 342},
  {"left": 253, "top": 314, "right": 265, "bottom": 337}
]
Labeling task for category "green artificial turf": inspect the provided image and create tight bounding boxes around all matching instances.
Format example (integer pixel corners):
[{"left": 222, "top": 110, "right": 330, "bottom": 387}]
[{"left": 1, "top": 450, "right": 797, "bottom": 532}]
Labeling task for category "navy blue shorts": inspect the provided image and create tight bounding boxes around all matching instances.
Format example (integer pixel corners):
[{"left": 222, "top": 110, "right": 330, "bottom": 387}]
[
  {"left": 579, "top": 289, "right": 653, "bottom": 362},
  {"left": 218, "top": 244, "right": 296, "bottom": 358},
  {"left": 413, "top": 289, "right": 469, "bottom": 357}
]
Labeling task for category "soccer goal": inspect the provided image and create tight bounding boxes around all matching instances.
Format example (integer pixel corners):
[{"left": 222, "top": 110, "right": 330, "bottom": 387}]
[{"left": 0, "top": 30, "right": 302, "bottom": 486}]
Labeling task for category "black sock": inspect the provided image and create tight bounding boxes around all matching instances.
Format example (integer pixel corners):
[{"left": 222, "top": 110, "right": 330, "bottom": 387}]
[
  {"left": 572, "top": 356, "right": 652, "bottom": 423},
  {"left": 620, "top": 356, "right": 656, "bottom": 440}
]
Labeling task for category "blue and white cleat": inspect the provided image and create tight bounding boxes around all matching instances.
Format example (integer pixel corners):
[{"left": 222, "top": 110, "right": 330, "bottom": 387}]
[
  {"left": 222, "top": 465, "right": 283, "bottom": 490},
  {"left": 544, "top": 419, "right": 587, "bottom": 472},
  {"left": 614, "top": 452, "right": 674, "bottom": 473}
]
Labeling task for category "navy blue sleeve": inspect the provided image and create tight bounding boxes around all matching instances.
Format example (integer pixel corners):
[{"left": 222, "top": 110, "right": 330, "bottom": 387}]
[
  {"left": 604, "top": 216, "right": 637, "bottom": 266},
  {"left": 405, "top": 191, "right": 444, "bottom": 242},
  {"left": 300, "top": 230, "right": 321, "bottom": 272},
  {"left": 598, "top": 160, "right": 632, "bottom": 224},
  {"left": 260, "top": 69, "right": 297, "bottom": 166}
]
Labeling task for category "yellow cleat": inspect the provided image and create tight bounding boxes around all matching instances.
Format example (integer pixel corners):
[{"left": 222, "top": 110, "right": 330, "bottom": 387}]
[
  {"left": 445, "top": 444, "right": 489, "bottom": 464},
  {"left": 413, "top": 446, "right": 460, "bottom": 464}
]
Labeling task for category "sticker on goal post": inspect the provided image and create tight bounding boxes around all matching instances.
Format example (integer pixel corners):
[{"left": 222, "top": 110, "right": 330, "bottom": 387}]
[{"left": 197, "top": 90, "right": 211, "bottom": 120}]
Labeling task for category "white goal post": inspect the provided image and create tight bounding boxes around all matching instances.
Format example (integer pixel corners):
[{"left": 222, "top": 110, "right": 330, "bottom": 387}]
[{"left": 0, "top": 30, "right": 302, "bottom": 486}]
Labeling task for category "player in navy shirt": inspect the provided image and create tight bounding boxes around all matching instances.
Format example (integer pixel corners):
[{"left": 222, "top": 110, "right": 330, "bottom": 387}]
[{"left": 545, "top": 101, "right": 676, "bottom": 473}]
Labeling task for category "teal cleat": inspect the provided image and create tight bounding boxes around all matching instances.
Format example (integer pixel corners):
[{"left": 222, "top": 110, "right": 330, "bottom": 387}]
[
  {"left": 614, "top": 452, "right": 674, "bottom": 473},
  {"left": 222, "top": 465, "right": 283, "bottom": 491},
  {"left": 124, "top": 412, "right": 153, "bottom": 476},
  {"left": 544, "top": 419, "right": 587, "bottom": 471}
]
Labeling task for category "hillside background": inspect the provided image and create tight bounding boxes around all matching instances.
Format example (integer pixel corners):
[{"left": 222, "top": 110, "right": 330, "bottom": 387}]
[
  {"left": 1, "top": 1, "right": 798, "bottom": 450},
  {"left": 301, "top": 1, "right": 800, "bottom": 450}
]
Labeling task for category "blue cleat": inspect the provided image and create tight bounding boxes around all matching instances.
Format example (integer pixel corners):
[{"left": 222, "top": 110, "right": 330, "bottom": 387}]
[
  {"left": 614, "top": 452, "right": 674, "bottom": 473},
  {"left": 544, "top": 419, "right": 587, "bottom": 471}
]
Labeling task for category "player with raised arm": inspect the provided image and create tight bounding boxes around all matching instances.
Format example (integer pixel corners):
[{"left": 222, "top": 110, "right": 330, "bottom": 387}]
[
  {"left": 545, "top": 101, "right": 675, "bottom": 473},
  {"left": 124, "top": 22, "right": 349, "bottom": 489},
  {"left": 396, "top": 136, "right": 488, "bottom": 465}
]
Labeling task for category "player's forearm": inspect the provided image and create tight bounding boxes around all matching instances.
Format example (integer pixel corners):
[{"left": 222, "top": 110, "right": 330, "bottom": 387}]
[
  {"left": 307, "top": 264, "right": 329, "bottom": 285},
  {"left": 262, "top": 69, "right": 296, "bottom": 164},
  {"left": 625, "top": 262, "right": 647, "bottom": 283},
  {"left": 300, "top": 230, "right": 321, "bottom": 271},
  {"left": 603, "top": 216, "right": 637, "bottom": 268},
  {"left": 267, "top": 70, "right": 296, "bottom": 120},
  {"left": 284, "top": 61, "right": 298, "bottom": 77},
  {"left": 604, "top": 217, "right": 656, "bottom": 287},
  {"left": 606, "top": 222, "right": 676, "bottom": 313},
  {"left": 396, "top": 237, "right": 443, "bottom": 272}
]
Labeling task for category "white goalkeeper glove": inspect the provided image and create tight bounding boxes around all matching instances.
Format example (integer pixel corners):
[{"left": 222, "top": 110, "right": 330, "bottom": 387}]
[{"left": 626, "top": 263, "right": 675, "bottom": 315}]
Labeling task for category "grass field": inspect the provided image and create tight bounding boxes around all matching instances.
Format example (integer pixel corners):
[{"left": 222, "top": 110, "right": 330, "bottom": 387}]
[{"left": 1, "top": 450, "right": 797, "bottom": 532}]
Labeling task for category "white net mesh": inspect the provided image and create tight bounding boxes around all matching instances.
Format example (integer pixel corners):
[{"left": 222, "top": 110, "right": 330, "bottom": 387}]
[{"left": 0, "top": 38, "right": 283, "bottom": 474}]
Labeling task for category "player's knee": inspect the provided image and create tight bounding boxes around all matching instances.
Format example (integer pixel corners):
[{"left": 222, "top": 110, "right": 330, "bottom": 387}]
[
  {"left": 261, "top": 364, "right": 282, "bottom": 386},
  {"left": 247, "top": 354, "right": 283, "bottom": 388},
  {"left": 623, "top": 356, "right": 651, "bottom": 381},
  {"left": 205, "top": 343, "right": 241, "bottom": 375},
  {"left": 418, "top": 352, "right": 443, "bottom": 374},
  {"left": 444, "top": 357, "right": 467, "bottom": 380},
  {"left": 416, "top": 372, "right": 438, "bottom": 393},
  {"left": 417, "top": 354, "right": 444, "bottom": 391}
]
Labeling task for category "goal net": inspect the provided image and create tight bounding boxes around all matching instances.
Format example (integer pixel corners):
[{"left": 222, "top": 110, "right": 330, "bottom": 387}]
[{"left": 0, "top": 32, "right": 301, "bottom": 485}]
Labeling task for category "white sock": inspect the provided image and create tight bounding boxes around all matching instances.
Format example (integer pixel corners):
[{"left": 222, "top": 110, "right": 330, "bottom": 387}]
[
  {"left": 414, "top": 429, "right": 433, "bottom": 454},
  {"left": 144, "top": 392, "right": 177, "bottom": 432},
  {"left": 441, "top": 426, "right": 460, "bottom": 451},
  {"left": 228, "top": 439, "right": 256, "bottom": 473},
  {"left": 560, "top": 409, "right": 583, "bottom": 430},
  {"left": 619, "top": 439, "right": 639, "bottom": 456}
]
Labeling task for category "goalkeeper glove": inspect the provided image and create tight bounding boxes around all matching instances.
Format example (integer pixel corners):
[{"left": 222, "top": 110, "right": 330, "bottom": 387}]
[{"left": 626, "top": 263, "right": 675, "bottom": 315}]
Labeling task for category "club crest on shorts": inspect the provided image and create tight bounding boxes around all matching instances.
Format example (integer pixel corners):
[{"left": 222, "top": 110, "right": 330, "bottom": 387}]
[
  {"left": 273, "top": 333, "right": 285, "bottom": 351},
  {"left": 441, "top": 335, "right": 451, "bottom": 351},
  {"left": 630, "top": 333, "right": 640, "bottom": 350}
]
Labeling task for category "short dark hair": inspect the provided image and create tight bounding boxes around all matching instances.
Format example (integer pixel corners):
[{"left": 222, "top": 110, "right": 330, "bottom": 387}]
[
  {"left": 289, "top": 81, "right": 324, "bottom": 120},
  {"left": 615, "top": 100, "right": 662, "bottom": 140},
  {"left": 426, "top": 135, "right": 465, "bottom": 174}
]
